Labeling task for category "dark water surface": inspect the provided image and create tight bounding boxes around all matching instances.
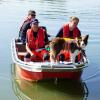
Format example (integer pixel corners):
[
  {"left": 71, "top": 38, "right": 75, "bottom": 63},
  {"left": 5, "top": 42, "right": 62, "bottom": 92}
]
[{"left": 0, "top": 0, "right": 100, "bottom": 100}]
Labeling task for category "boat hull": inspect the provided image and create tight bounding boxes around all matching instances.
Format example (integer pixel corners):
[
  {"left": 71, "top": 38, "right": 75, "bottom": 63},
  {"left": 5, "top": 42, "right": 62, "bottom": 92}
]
[{"left": 16, "top": 64, "right": 83, "bottom": 81}]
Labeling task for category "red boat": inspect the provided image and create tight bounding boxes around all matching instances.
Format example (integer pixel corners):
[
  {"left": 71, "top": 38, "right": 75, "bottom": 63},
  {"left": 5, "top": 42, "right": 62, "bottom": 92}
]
[{"left": 11, "top": 39, "right": 88, "bottom": 81}]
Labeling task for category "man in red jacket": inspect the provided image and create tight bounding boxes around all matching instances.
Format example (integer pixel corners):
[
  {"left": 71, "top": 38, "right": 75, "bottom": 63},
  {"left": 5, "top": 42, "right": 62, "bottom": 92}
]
[
  {"left": 24, "top": 19, "right": 49, "bottom": 62},
  {"left": 56, "top": 16, "right": 81, "bottom": 38}
]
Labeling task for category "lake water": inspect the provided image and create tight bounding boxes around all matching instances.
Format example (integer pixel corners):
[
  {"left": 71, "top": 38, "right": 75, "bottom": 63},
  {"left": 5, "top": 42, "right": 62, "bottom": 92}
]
[{"left": 0, "top": 0, "right": 100, "bottom": 100}]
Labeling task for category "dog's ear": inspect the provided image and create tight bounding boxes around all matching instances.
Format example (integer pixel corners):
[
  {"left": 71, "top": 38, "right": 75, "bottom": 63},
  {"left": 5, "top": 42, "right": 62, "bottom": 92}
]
[{"left": 83, "top": 35, "right": 89, "bottom": 45}]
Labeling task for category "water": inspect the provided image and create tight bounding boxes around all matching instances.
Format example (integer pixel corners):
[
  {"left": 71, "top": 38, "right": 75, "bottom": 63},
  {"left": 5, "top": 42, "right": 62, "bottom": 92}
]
[{"left": 0, "top": 0, "right": 100, "bottom": 100}]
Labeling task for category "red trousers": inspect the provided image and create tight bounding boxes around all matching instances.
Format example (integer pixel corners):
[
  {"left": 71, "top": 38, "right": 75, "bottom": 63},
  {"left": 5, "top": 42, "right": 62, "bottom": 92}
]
[{"left": 31, "top": 49, "right": 49, "bottom": 62}]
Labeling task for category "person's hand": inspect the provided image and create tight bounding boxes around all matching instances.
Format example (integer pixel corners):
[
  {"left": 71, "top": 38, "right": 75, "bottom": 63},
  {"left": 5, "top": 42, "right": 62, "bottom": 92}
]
[
  {"left": 24, "top": 16, "right": 29, "bottom": 22},
  {"left": 45, "top": 44, "right": 49, "bottom": 49},
  {"left": 31, "top": 53, "right": 36, "bottom": 58},
  {"left": 30, "top": 53, "right": 36, "bottom": 61}
]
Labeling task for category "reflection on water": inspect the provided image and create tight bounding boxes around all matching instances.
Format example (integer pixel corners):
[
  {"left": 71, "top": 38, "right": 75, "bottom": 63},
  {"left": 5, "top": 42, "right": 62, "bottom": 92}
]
[{"left": 11, "top": 64, "right": 89, "bottom": 100}]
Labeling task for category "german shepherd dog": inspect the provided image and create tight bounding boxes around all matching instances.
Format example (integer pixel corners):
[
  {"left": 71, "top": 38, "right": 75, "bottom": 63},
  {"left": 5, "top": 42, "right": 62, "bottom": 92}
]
[{"left": 50, "top": 35, "right": 89, "bottom": 63}]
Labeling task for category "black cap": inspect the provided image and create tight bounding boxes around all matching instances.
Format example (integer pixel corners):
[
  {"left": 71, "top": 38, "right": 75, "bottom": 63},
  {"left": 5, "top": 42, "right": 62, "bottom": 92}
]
[{"left": 31, "top": 19, "right": 39, "bottom": 25}]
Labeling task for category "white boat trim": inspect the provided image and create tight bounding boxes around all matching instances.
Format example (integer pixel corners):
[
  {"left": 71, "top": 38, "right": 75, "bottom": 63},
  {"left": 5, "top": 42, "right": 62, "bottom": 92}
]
[{"left": 11, "top": 39, "right": 88, "bottom": 72}]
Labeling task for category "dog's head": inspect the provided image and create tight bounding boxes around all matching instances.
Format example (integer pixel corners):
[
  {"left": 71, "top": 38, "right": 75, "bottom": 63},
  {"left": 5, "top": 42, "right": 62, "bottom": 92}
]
[{"left": 77, "top": 35, "right": 89, "bottom": 49}]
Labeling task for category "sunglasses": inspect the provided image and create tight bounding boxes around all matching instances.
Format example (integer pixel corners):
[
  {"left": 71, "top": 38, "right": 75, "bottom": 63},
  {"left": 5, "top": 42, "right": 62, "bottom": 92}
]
[
  {"left": 33, "top": 23, "right": 38, "bottom": 25},
  {"left": 31, "top": 14, "right": 36, "bottom": 17}
]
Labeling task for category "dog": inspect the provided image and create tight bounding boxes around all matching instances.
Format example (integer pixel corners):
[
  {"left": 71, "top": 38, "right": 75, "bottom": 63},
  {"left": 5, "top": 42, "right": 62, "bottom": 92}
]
[{"left": 50, "top": 35, "right": 89, "bottom": 63}]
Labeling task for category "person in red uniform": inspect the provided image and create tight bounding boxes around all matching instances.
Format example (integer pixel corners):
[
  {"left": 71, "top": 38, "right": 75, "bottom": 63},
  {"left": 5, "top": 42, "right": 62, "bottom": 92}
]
[
  {"left": 56, "top": 16, "right": 82, "bottom": 62},
  {"left": 24, "top": 19, "right": 49, "bottom": 62},
  {"left": 56, "top": 16, "right": 81, "bottom": 38}
]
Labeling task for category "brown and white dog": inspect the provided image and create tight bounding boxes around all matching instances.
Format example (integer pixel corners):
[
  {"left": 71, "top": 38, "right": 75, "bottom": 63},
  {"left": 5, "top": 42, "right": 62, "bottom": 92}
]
[{"left": 50, "top": 35, "right": 89, "bottom": 63}]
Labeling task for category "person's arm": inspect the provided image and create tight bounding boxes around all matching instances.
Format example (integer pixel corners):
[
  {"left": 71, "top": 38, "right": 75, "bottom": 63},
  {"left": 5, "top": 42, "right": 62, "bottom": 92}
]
[
  {"left": 20, "top": 22, "right": 31, "bottom": 43},
  {"left": 26, "top": 34, "right": 34, "bottom": 56},
  {"left": 56, "top": 27, "right": 63, "bottom": 37},
  {"left": 43, "top": 30, "right": 49, "bottom": 45},
  {"left": 78, "top": 30, "right": 81, "bottom": 39},
  {"left": 26, "top": 43, "right": 34, "bottom": 56},
  {"left": 40, "top": 26, "right": 49, "bottom": 44},
  {"left": 21, "top": 22, "right": 30, "bottom": 35}
]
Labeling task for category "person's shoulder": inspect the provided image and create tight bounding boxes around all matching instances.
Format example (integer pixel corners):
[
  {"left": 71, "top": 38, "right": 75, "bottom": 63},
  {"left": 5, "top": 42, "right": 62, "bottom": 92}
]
[
  {"left": 27, "top": 28, "right": 32, "bottom": 33},
  {"left": 22, "top": 21, "right": 30, "bottom": 28},
  {"left": 76, "top": 27, "right": 80, "bottom": 31},
  {"left": 39, "top": 27, "right": 46, "bottom": 33},
  {"left": 63, "top": 23, "right": 69, "bottom": 27}
]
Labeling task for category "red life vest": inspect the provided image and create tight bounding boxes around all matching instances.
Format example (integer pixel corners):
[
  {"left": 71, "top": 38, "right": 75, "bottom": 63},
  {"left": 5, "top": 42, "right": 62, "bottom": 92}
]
[
  {"left": 63, "top": 24, "right": 80, "bottom": 38},
  {"left": 77, "top": 52, "right": 82, "bottom": 62},
  {"left": 57, "top": 50, "right": 82, "bottom": 62},
  {"left": 57, "top": 50, "right": 70, "bottom": 62},
  {"left": 27, "top": 28, "right": 45, "bottom": 50}
]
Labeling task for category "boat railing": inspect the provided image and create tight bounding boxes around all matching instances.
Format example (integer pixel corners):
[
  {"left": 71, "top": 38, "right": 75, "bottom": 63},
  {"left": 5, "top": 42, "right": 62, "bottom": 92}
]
[{"left": 11, "top": 39, "right": 88, "bottom": 72}]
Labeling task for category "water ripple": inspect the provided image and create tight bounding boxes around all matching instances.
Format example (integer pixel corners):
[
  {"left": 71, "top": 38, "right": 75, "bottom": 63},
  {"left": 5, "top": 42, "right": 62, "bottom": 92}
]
[{"left": 0, "top": 73, "right": 10, "bottom": 81}]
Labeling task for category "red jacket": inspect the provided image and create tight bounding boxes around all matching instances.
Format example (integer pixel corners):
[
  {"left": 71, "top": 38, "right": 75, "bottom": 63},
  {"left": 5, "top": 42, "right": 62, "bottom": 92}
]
[
  {"left": 27, "top": 28, "right": 45, "bottom": 50},
  {"left": 57, "top": 50, "right": 82, "bottom": 62},
  {"left": 63, "top": 24, "right": 81, "bottom": 38},
  {"left": 57, "top": 50, "right": 71, "bottom": 62}
]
